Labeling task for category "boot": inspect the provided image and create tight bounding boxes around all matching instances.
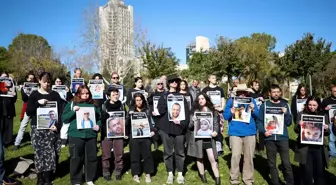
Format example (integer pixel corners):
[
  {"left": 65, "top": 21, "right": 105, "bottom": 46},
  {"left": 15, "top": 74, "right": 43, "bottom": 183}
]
[
  {"left": 43, "top": 171, "right": 53, "bottom": 185},
  {"left": 215, "top": 177, "right": 221, "bottom": 185},
  {"left": 36, "top": 173, "right": 44, "bottom": 185},
  {"left": 200, "top": 174, "right": 207, "bottom": 183}
]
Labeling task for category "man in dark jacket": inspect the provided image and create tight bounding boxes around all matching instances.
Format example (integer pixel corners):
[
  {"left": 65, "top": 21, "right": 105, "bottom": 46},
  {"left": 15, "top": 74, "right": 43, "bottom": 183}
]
[{"left": 188, "top": 79, "right": 200, "bottom": 102}]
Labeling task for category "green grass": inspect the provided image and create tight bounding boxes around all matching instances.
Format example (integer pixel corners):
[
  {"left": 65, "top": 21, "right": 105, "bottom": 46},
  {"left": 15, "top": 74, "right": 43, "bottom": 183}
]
[{"left": 4, "top": 94, "right": 336, "bottom": 185}]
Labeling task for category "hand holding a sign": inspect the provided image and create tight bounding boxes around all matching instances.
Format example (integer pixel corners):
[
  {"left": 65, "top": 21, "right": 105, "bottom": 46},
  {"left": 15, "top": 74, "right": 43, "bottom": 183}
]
[
  {"left": 73, "top": 106, "right": 80, "bottom": 111},
  {"left": 173, "top": 119, "right": 180, "bottom": 125},
  {"left": 50, "top": 125, "right": 57, "bottom": 132},
  {"left": 324, "top": 124, "right": 329, "bottom": 130},
  {"left": 192, "top": 116, "right": 198, "bottom": 122},
  {"left": 249, "top": 102, "right": 255, "bottom": 112},
  {"left": 92, "top": 125, "right": 100, "bottom": 131},
  {"left": 212, "top": 131, "right": 218, "bottom": 137},
  {"left": 129, "top": 111, "right": 134, "bottom": 115},
  {"left": 230, "top": 107, "right": 235, "bottom": 114},
  {"left": 325, "top": 105, "right": 332, "bottom": 110},
  {"left": 150, "top": 131, "right": 155, "bottom": 137},
  {"left": 65, "top": 86, "right": 70, "bottom": 92},
  {"left": 38, "top": 99, "right": 48, "bottom": 105},
  {"left": 265, "top": 131, "right": 271, "bottom": 137},
  {"left": 282, "top": 107, "right": 287, "bottom": 113}
]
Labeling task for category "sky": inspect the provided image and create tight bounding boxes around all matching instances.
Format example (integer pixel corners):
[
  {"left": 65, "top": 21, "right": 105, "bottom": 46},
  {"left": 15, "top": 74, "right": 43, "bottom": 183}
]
[{"left": 0, "top": 0, "right": 335, "bottom": 65}]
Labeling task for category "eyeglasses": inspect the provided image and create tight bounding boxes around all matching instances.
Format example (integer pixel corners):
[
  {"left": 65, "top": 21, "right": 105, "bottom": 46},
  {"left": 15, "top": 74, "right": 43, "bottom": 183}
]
[{"left": 112, "top": 77, "right": 119, "bottom": 79}]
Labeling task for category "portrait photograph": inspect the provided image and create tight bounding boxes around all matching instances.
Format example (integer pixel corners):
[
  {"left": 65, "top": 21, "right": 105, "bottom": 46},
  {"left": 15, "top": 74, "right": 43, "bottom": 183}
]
[
  {"left": 76, "top": 107, "right": 96, "bottom": 129},
  {"left": 36, "top": 101, "right": 58, "bottom": 129}
]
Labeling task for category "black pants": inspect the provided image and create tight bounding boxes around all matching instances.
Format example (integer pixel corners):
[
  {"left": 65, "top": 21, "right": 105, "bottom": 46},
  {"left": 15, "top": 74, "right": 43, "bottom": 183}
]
[
  {"left": 160, "top": 131, "right": 185, "bottom": 172},
  {"left": 265, "top": 140, "right": 294, "bottom": 185},
  {"left": 69, "top": 137, "right": 97, "bottom": 184},
  {"left": 130, "top": 138, "right": 154, "bottom": 176},
  {"left": 0, "top": 117, "right": 13, "bottom": 145},
  {"left": 299, "top": 147, "right": 325, "bottom": 185},
  {"left": 257, "top": 132, "right": 265, "bottom": 151}
]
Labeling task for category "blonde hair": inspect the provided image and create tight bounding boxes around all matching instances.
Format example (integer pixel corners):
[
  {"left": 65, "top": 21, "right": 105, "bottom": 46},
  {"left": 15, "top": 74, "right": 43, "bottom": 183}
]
[{"left": 151, "top": 77, "right": 166, "bottom": 92}]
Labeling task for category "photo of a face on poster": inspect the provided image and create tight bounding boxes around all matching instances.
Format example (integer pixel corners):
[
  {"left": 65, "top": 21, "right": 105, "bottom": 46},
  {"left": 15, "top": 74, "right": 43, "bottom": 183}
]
[
  {"left": 300, "top": 114, "right": 324, "bottom": 145},
  {"left": 264, "top": 107, "right": 284, "bottom": 135},
  {"left": 194, "top": 112, "right": 213, "bottom": 138},
  {"left": 23, "top": 82, "right": 39, "bottom": 96},
  {"left": 206, "top": 91, "right": 221, "bottom": 108},
  {"left": 89, "top": 80, "right": 104, "bottom": 99},
  {"left": 328, "top": 104, "right": 336, "bottom": 123},
  {"left": 232, "top": 97, "right": 252, "bottom": 123},
  {"left": 76, "top": 107, "right": 96, "bottom": 129},
  {"left": 167, "top": 95, "right": 185, "bottom": 121},
  {"left": 106, "top": 111, "right": 125, "bottom": 138},
  {"left": 52, "top": 85, "right": 67, "bottom": 100},
  {"left": 71, "top": 78, "right": 85, "bottom": 94},
  {"left": 296, "top": 98, "right": 307, "bottom": 113},
  {"left": 131, "top": 112, "right": 150, "bottom": 138},
  {"left": 0, "top": 77, "right": 15, "bottom": 97},
  {"left": 37, "top": 101, "right": 58, "bottom": 129}
]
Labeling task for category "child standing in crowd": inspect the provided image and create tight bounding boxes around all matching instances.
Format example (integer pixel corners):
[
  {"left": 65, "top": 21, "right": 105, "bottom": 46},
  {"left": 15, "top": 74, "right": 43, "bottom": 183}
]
[
  {"left": 101, "top": 87, "right": 126, "bottom": 181},
  {"left": 129, "top": 93, "right": 156, "bottom": 183},
  {"left": 26, "top": 72, "right": 64, "bottom": 185},
  {"left": 294, "top": 96, "right": 330, "bottom": 185},
  {"left": 62, "top": 85, "right": 101, "bottom": 185},
  {"left": 187, "top": 92, "right": 220, "bottom": 185}
]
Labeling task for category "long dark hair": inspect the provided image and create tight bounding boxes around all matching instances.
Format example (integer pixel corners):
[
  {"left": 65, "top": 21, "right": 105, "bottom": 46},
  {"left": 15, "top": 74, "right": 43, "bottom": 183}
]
[
  {"left": 180, "top": 80, "right": 189, "bottom": 92},
  {"left": 73, "top": 85, "right": 98, "bottom": 106},
  {"left": 131, "top": 93, "right": 148, "bottom": 110},
  {"left": 133, "top": 77, "right": 143, "bottom": 89},
  {"left": 303, "top": 96, "right": 323, "bottom": 114},
  {"left": 295, "top": 84, "right": 307, "bottom": 97},
  {"left": 191, "top": 92, "right": 215, "bottom": 113}
]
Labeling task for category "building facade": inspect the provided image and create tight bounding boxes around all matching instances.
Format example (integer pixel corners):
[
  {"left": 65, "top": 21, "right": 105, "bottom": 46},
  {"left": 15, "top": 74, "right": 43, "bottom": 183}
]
[
  {"left": 99, "top": 0, "right": 135, "bottom": 76},
  {"left": 186, "top": 36, "right": 210, "bottom": 63}
]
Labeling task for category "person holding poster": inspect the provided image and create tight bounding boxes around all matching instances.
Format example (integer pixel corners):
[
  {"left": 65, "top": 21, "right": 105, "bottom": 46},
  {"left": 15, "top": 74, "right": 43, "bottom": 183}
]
[
  {"left": 128, "top": 93, "right": 156, "bottom": 183},
  {"left": 26, "top": 72, "right": 64, "bottom": 185},
  {"left": 179, "top": 80, "right": 192, "bottom": 109},
  {"left": 157, "top": 74, "right": 189, "bottom": 185},
  {"left": 224, "top": 83, "right": 259, "bottom": 185},
  {"left": 257, "top": 84, "right": 294, "bottom": 185},
  {"left": 126, "top": 77, "right": 148, "bottom": 106},
  {"left": 147, "top": 77, "right": 166, "bottom": 150},
  {"left": 109, "top": 72, "right": 127, "bottom": 104},
  {"left": 14, "top": 72, "right": 36, "bottom": 150},
  {"left": 90, "top": 73, "right": 107, "bottom": 107},
  {"left": 321, "top": 84, "right": 336, "bottom": 159},
  {"left": 101, "top": 87, "right": 126, "bottom": 181},
  {"left": 294, "top": 96, "right": 330, "bottom": 185},
  {"left": 0, "top": 72, "right": 17, "bottom": 147},
  {"left": 187, "top": 92, "right": 220, "bottom": 185},
  {"left": 62, "top": 85, "right": 101, "bottom": 185},
  {"left": 291, "top": 84, "right": 308, "bottom": 124}
]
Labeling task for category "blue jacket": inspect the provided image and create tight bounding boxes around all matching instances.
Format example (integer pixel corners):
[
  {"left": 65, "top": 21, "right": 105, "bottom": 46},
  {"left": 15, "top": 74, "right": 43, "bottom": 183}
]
[
  {"left": 224, "top": 97, "right": 259, "bottom": 136},
  {"left": 257, "top": 100, "right": 292, "bottom": 141}
]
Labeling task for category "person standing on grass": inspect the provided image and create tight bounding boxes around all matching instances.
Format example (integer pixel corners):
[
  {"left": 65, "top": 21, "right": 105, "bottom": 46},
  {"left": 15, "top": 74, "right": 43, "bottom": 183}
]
[
  {"left": 62, "top": 85, "right": 101, "bottom": 185},
  {"left": 224, "top": 83, "right": 259, "bottom": 185},
  {"left": 126, "top": 77, "right": 148, "bottom": 107},
  {"left": 128, "top": 93, "right": 156, "bottom": 183},
  {"left": 294, "top": 96, "right": 330, "bottom": 185},
  {"left": 101, "top": 87, "right": 126, "bottom": 181},
  {"left": 202, "top": 74, "right": 225, "bottom": 155},
  {"left": 188, "top": 79, "right": 201, "bottom": 102},
  {"left": 291, "top": 84, "right": 309, "bottom": 124},
  {"left": 157, "top": 74, "right": 189, "bottom": 185},
  {"left": 228, "top": 78, "right": 239, "bottom": 98},
  {"left": 109, "top": 72, "right": 127, "bottom": 104},
  {"left": 14, "top": 72, "right": 36, "bottom": 150},
  {"left": 257, "top": 84, "right": 294, "bottom": 185},
  {"left": 187, "top": 92, "right": 221, "bottom": 185},
  {"left": 26, "top": 72, "right": 64, "bottom": 185},
  {"left": 321, "top": 84, "right": 336, "bottom": 159}
]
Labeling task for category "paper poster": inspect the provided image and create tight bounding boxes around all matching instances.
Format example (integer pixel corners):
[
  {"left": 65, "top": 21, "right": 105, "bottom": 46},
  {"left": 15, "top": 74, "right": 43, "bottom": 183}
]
[
  {"left": 296, "top": 98, "right": 307, "bottom": 113},
  {"left": 264, "top": 107, "right": 284, "bottom": 135},
  {"left": 328, "top": 104, "right": 336, "bottom": 124},
  {"left": 52, "top": 85, "right": 67, "bottom": 100},
  {"left": 76, "top": 107, "right": 96, "bottom": 129},
  {"left": 185, "top": 96, "right": 192, "bottom": 110},
  {"left": 36, "top": 101, "right": 58, "bottom": 129},
  {"left": 132, "top": 90, "right": 147, "bottom": 99},
  {"left": 71, "top": 78, "right": 85, "bottom": 94},
  {"left": 131, "top": 112, "right": 151, "bottom": 138},
  {"left": 167, "top": 95, "right": 185, "bottom": 121},
  {"left": 23, "top": 82, "right": 39, "bottom": 96},
  {"left": 153, "top": 96, "right": 160, "bottom": 116},
  {"left": 232, "top": 97, "right": 252, "bottom": 123},
  {"left": 106, "top": 111, "right": 125, "bottom": 138},
  {"left": 89, "top": 80, "right": 104, "bottom": 99},
  {"left": 194, "top": 112, "right": 213, "bottom": 138},
  {"left": 300, "top": 114, "right": 324, "bottom": 145},
  {"left": 206, "top": 91, "right": 221, "bottom": 108},
  {"left": 0, "top": 77, "right": 15, "bottom": 97},
  {"left": 109, "top": 84, "right": 124, "bottom": 101}
]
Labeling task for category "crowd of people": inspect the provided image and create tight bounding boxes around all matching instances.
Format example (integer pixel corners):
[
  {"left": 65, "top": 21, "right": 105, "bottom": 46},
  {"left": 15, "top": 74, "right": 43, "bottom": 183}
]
[{"left": 0, "top": 68, "right": 336, "bottom": 185}]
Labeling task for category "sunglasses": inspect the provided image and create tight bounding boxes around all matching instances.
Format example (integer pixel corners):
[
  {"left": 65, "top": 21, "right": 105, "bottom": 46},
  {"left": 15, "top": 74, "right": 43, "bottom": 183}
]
[
  {"left": 157, "top": 83, "right": 163, "bottom": 85},
  {"left": 169, "top": 80, "right": 179, "bottom": 83},
  {"left": 112, "top": 77, "right": 119, "bottom": 79}
]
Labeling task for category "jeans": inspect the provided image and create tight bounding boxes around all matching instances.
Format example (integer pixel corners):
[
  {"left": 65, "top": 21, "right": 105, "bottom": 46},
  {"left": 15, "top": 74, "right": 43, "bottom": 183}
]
[
  {"left": 0, "top": 131, "right": 5, "bottom": 182},
  {"left": 265, "top": 140, "right": 294, "bottom": 185},
  {"left": 329, "top": 123, "right": 336, "bottom": 156},
  {"left": 14, "top": 112, "right": 31, "bottom": 146}
]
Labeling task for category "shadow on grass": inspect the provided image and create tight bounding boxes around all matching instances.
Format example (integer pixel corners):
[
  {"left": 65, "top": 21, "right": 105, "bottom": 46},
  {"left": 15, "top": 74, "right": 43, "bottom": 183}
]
[{"left": 4, "top": 153, "right": 35, "bottom": 176}]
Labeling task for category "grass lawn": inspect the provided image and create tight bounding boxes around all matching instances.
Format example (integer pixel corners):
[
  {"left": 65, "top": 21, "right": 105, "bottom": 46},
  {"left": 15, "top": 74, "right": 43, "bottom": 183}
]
[{"left": 4, "top": 93, "right": 336, "bottom": 185}]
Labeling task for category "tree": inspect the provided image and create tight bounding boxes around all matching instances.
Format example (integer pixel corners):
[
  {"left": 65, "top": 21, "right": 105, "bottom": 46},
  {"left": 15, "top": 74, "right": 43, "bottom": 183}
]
[
  {"left": 187, "top": 51, "right": 210, "bottom": 81},
  {"left": 0, "top": 46, "right": 10, "bottom": 72},
  {"left": 139, "top": 41, "right": 179, "bottom": 79}
]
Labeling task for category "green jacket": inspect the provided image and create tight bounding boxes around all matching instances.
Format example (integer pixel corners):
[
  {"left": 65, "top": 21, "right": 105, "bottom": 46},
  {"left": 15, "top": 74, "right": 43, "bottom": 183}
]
[{"left": 62, "top": 101, "right": 102, "bottom": 138}]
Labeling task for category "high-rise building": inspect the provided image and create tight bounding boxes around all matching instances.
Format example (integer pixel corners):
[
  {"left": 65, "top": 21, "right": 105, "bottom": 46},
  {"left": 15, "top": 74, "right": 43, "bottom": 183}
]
[
  {"left": 99, "top": 0, "right": 134, "bottom": 76},
  {"left": 186, "top": 36, "right": 210, "bottom": 63}
]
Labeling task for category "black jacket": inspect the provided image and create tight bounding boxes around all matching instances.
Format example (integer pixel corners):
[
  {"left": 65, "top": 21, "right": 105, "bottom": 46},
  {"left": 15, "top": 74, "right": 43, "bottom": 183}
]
[{"left": 101, "top": 100, "right": 126, "bottom": 139}]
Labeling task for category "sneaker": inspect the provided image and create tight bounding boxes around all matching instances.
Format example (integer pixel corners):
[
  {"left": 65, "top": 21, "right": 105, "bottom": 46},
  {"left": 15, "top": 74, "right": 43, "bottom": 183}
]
[
  {"left": 145, "top": 174, "right": 151, "bottom": 183},
  {"left": 86, "top": 181, "right": 95, "bottom": 185},
  {"left": 177, "top": 174, "right": 184, "bottom": 184},
  {"left": 133, "top": 175, "right": 140, "bottom": 183},
  {"left": 61, "top": 145, "right": 66, "bottom": 148},
  {"left": 166, "top": 174, "right": 174, "bottom": 184}
]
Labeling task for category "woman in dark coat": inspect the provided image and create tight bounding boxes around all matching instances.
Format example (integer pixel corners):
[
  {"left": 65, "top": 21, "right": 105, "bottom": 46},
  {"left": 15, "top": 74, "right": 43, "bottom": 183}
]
[
  {"left": 294, "top": 96, "right": 329, "bottom": 185},
  {"left": 187, "top": 92, "right": 220, "bottom": 185}
]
